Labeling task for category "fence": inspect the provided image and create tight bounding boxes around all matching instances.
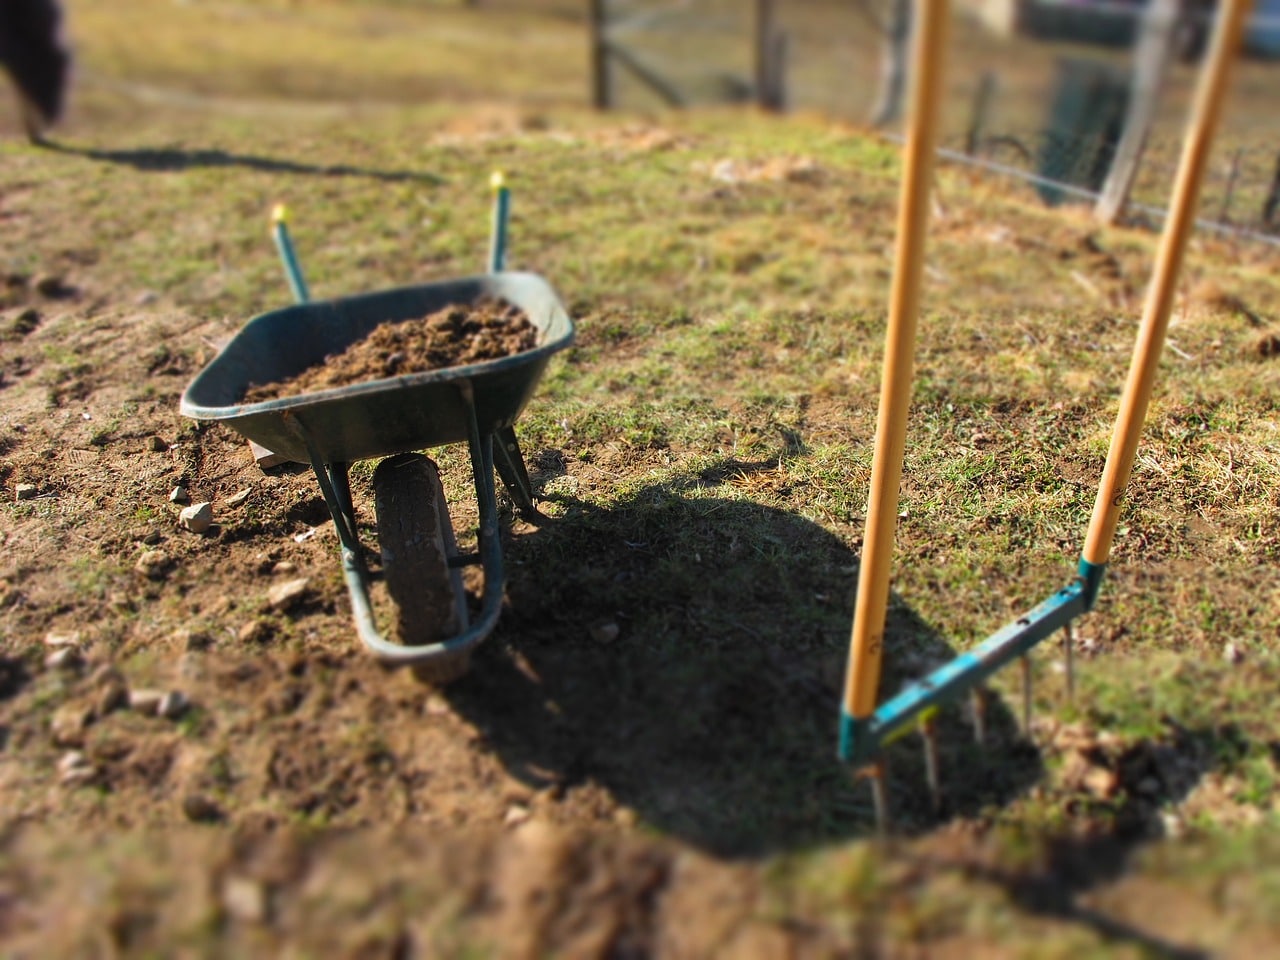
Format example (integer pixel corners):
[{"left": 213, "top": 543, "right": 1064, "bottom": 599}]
[
  {"left": 589, "top": 0, "right": 786, "bottom": 110},
  {"left": 590, "top": 0, "right": 1280, "bottom": 242}
]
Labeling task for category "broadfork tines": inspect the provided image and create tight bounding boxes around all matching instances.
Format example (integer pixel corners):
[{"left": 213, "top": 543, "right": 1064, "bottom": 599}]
[
  {"left": 970, "top": 685, "right": 989, "bottom": 746},
  {"left": 921, "top": 715, "right": 942, "bottom": 814},
  {"left": 1020, "top": 654, "right": 1033, "bottom": 736},
  {"left": 865, "top": 760, "right": 891, "bottom": 836},
  {"left": 1063, "top": 622, "right": 1076, "bottom": 704}
]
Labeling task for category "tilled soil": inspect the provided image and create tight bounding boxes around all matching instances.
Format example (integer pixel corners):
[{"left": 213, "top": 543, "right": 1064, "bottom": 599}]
[{"left": 243, "top": 298, "right": 537, "bottom": 402}]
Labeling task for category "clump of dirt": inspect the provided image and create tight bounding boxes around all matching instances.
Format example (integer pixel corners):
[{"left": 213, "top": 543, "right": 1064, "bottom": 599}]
[{"left": 245, "top": 298, "right": 537, "bottom": 402}]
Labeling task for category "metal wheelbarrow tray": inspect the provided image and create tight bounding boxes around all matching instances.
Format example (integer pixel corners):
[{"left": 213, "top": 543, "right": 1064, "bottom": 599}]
[{"left": 180, "top": 272, "right": 575, "bottom": 675}]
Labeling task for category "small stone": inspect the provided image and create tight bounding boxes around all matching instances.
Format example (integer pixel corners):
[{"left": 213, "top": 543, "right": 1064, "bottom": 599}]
[
  {"left": 182, "top": 793, "right": 223, "bottom": 823},
  {"left": 135, "top": 550, "right": 172, "bottom": 580},
  {"left": 180, "top": 502, "right": 213, "bottom": 535},
  {"left": 135, "top": 290, "right": 159, "bottom": 307},
  {"left": 44, "top": 647, "right": 83, "bottom": 671},
  {"left": 128, "top": 688, "right": 165, "bottom": 716},
  {"left": 271, "top": 561, "right": 297, "bottom": 576},
  {"left": 51, "top": 703, "right": 93, "bottom": 747},
  {"left": 238, "top": 619, "right": 273, "bottom": 644},
  {"left": 1161, "top": 811, "right": 1187, "bottom": 839},
  {"left": 15, "top": 484, "right": 37, "bottom": 501},
  {"left": 149, "top": 436, "right": 169, "bottom": 453},
  {"left": 504, "top": 804, "right": 531, "bottom": 828},
  {"left": 58, "top": 750, "right": 91, "bottom": 776},
  {"left": 250, "top": 440, "right": 289, "bottom": 471},
  {"left": 225, "top": 488, "right": 252, "bottom": 508},
  {"left": 169, "top": 486, "right": 189, "bottom": 504},
  {"left": 94, "top": 681, "right": 129, "bottom": 718},
  {"left": 1082, "top": 765, "right": 1121, "bottom": 800},
  {"left": 158, "top": 690, "right": 190, "bottom": 719},
  {"left": 60, "top": 765, "right": 99, "bottom": 789},
  {"left": 1224, "top": 642, "right": 1245, "bottom": 665},
  {"left": 425, "top": 695, "right": 450, "bottom": 717},
  {"left": 222, "top": 875, "right": 269, "bottom": 924},
  {"left": 267, "top": 577, "right": 310, "bottom": 612},
  {"left": 589, "top": 621, "right": 620, "bottom": 644},
  {"left": 44, "top": 631, "right": 81, "bottom": 648}
]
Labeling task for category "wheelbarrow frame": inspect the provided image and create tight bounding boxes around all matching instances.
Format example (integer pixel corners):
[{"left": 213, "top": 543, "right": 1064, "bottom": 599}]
[{"left": 180, "top": 271, "right": 574, "bottom": 668}]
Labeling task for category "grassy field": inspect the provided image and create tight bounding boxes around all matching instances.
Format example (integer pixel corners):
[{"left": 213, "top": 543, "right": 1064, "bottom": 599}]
[{"left": 1, "top": 0, "right": 1280, "bottom": 956}]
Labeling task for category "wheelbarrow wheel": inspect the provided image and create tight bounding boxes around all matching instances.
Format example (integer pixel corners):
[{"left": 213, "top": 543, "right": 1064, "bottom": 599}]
[{"left": 372, "top": 453, "right": 472, "bottom": 685}]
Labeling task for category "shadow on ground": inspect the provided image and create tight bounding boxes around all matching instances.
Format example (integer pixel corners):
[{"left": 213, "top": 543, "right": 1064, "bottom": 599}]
[
  {"left": 443, "top": 461, "right": 1044, "bottom": 857},
  {"left": 40, "top": 140, "right": 442, "bottom": 183}
]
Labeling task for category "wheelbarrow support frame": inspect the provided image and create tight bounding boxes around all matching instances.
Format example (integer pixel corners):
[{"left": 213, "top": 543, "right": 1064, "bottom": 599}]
[{"left": 291, "top": 379, "right": 516, "bottom": 667}]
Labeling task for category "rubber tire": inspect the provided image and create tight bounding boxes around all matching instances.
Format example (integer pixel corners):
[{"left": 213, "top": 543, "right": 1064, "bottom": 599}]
[{"left": 372, "top": 453, "right": 471, "bottom": 684}]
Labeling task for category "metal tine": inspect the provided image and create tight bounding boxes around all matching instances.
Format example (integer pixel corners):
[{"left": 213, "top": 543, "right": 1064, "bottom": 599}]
[
  {"left": 921, "top": 715, "right": 942, "bottom": 815},
  {"left": 866, "top": 760, "right": 891, "bottom": 836},
  {"left": 970, "top": 685, "right": 989, "bottom": 746},
  {"left": 1063, "top": 622, "right": 1076, "bottom": 704},
  {"left": 1020, "top": 654, "right": 1033, "bottom": 737}
]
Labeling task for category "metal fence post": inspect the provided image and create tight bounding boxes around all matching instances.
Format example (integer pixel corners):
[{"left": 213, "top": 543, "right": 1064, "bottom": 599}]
[{"left": 965, "top": 71, "right": 996, "bottom": 156}]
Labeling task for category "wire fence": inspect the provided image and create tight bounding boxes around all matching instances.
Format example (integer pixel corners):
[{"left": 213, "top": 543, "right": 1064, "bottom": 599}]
[{"left": 597, "top": 0, "right": 1280, "bottom": 243}]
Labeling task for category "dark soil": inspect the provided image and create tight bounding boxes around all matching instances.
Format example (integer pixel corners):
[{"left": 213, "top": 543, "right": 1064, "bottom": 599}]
[{"left": 245, "top": 298, "right": 537, "bottom": 401}]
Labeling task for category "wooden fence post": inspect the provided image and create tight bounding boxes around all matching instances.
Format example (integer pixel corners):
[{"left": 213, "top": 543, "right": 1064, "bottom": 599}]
[
  {"left": 755, "top": 0, "right": 788, "bottom": 111},
  {"left": 870, "top": 0, "right": 912, "bottom": 128},
  {"left": 1094, "top": 0, "right": 1181, "bottom": 224},
  {"left": 589, "top": 0, "right": 613, "bottom": 110},
  {"left": 965, "top": 71, "right": 996, "bottom": 155},
  {"left": 769, "top": 27, "right": 789, "bottom": 111}
]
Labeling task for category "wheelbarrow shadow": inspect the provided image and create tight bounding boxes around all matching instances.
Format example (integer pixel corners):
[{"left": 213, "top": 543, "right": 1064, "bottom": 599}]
[{"left": 442, "top": 464, "right": 1044, "bottom": 858}]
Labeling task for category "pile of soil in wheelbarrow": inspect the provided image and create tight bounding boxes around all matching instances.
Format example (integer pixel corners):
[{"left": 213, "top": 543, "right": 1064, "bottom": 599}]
[{"left": 244, "top": 297, "right": 537, "bottom": 402}]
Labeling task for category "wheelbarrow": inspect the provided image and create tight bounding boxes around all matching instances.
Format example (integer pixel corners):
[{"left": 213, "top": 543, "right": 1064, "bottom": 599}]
[{"left": 180, "top": 271, "right": 575, "bottom": 680}]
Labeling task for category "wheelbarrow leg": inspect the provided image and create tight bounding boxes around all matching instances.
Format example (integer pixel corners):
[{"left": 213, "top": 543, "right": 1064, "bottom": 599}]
[
  {"left": 290, "top": 409, "right": 505, "bottom": 668},
  {"left": 493, "top": 425, "right": 537, "bottom": 519},
  {"left": 327, "top": 460, "right": 369, "bottom": 571}
]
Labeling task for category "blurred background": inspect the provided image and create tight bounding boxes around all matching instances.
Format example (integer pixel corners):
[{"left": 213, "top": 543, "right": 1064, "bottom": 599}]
[{"left": 29, "top": 0, "right": 1280, "bottom": 245}]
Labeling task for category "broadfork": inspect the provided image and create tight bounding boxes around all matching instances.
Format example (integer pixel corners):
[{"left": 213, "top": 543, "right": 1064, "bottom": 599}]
[{"left": 839, "top": 0, "right": 1255, "bottom": 827}]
